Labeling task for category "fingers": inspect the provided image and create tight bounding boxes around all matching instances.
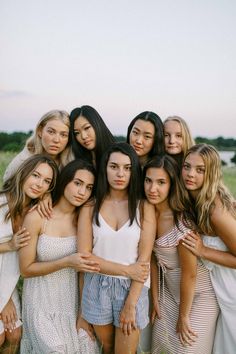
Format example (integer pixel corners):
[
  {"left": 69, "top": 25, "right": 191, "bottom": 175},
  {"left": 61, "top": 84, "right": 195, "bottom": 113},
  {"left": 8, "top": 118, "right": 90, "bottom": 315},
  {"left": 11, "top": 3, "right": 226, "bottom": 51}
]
[{"left": 37, "top": 201, "right": 52, "bottom": 219}]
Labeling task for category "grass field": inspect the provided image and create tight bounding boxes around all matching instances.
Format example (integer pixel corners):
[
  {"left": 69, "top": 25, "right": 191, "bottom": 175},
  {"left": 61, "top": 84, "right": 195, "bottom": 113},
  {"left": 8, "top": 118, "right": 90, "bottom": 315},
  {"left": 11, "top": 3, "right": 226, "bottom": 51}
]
[{"left": 1, "top": 151, "right": 235, "bottom": 196}]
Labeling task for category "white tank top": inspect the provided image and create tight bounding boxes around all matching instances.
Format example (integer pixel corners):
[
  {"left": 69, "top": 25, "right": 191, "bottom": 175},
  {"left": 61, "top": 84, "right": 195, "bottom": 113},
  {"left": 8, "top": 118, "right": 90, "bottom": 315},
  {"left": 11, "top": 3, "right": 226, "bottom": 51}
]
[{"left": 92, "top": 211, "right": 150, "bottom": 286}]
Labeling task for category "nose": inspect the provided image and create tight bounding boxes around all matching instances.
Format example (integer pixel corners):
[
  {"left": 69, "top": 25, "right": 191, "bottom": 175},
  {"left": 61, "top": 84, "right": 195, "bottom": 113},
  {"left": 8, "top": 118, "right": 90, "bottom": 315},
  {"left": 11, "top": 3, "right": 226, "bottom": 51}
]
[
  {"left": 81, "top": 130, "right": 88, "bottom": 140},
  {"left": 52, "top": 133, "right": 60, "bottom": 142},
  {"left": 78, "top": 184, "right": 86, "bottom": 196},
  {"left": 36, "top": 178, "right": 44, "bottom": 188},
  {"left": 136, "top": 135, "right": 143, "bottom": 145},
  {"left": 149, "top": 183, "right": 157, "bottom": 193},
  {"left": 169, "top": 135, "right": 175, "bottom": 144},
  {"left": 117, "top": 167, "right": 124, "bottom": 177},
  {"left": 187, "top": 167, "right": 195, "bottom": 177}
]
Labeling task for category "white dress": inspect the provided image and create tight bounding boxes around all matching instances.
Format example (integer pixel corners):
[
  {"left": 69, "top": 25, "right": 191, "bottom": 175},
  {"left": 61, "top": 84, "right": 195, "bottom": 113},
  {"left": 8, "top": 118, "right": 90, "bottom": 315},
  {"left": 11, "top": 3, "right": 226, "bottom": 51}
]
[
  {"left": 21, "top": 234, "right": 100, "bottom": 354},
  {"left": 0, "top": 194, "right": 22, "bottom": 334},
  {"left": 203, "top": 236, "right": 236, "bottom": 354}
]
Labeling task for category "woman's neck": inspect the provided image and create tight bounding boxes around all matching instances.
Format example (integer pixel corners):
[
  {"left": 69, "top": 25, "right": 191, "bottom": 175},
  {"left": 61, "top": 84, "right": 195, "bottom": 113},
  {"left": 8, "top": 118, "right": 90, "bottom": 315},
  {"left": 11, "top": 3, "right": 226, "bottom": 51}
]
[{"left": 107, "top": 190, "right": 128, "bottom": 202}]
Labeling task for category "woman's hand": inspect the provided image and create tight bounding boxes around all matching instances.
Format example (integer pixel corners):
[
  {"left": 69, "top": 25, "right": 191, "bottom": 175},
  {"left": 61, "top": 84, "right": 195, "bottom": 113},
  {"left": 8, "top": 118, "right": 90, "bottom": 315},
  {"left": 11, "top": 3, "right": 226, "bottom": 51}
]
[
  {"left": 176, "top": 315, "right": 197, "bottom": 347},
  {"left": 67, "top": 253, "right": 100, "bottom": 273},
  {"left": 76, "top": 315, "right": 96, "bottom": 340},
  {"left": 119, "top": 302, "right": 137, "bottom": 336},
  {"left": 151, "top": 299, "right": 161, "bottom": 324},
  {"left": 8, "top": 227, "right": 30, "bottom": 251},
  {"left": 29, "top": 193, "right": 53, "bottom": 219},
  {"left": 1, "top": 298, "right": 18, "bottom": 332},
  {"left": 182, "top": 232, "right": 206, "bottom": 258},
  {"left": 127, "top": 262, "right": 150, "bottom": 283}
]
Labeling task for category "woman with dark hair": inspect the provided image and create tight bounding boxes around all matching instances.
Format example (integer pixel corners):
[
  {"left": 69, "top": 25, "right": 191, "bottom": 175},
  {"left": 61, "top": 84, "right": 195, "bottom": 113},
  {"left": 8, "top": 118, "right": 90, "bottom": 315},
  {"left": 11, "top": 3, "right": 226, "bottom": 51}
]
[
  {"left": 0, "top": 155, "right": 58, "bottom": 354},
  {"left": 77, "top": 142, "right": 156, "bottom": 354},
  {"left": 19, "top": 159, "right": 100, "bottom": 354},
  {"left": 143, "top": 155, "right": 218, "bottom": 353},
  {"left": 126, "top": 111, "right": 165, "bottom": 167},
  {"left": 69, "top": 105, "right": 115, "bottom": 169}
]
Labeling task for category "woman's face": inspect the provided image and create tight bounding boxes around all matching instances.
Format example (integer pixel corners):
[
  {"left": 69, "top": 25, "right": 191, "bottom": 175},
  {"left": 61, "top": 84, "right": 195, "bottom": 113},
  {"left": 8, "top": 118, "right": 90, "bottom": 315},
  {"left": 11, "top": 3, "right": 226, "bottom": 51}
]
[
  {"left": 106, "top": 152, "right": 131, "bottom": 191},
  {"left": 73, "top": 116, "right": 96, "bottom": 150},
  {"left": 64, "top": 169, "right": 95, "bottom": 207},
  {"left": 144, "top": 167, "right": 170, "bottom": 206},
  {"left": 129, "top": 119, "right": 155, "bottom": 158},
  {"left": 182, "top": 152, "right": 205, "bottom": 195},
  {"left": 164, "top": 120, "right": 183, "bottom": 155},
  {"left": 39, "top": 119, "right": 69, "bottom": 156},
  {"left": 23, "top": 163, "right": 54, "bottom": 199}
]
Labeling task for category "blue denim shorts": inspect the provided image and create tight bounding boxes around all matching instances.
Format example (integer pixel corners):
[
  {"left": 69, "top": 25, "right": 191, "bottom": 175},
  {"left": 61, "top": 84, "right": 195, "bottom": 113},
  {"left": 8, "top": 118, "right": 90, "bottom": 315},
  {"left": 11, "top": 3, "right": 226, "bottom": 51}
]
[{"left": 81, "top": 273, "right": 149, "bottom": 329}]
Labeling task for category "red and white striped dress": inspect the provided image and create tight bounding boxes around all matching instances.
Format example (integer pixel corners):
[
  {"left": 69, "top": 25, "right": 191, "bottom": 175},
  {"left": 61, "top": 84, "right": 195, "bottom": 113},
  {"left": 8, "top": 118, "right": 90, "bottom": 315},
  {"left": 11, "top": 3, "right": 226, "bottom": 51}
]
[{"left": 151, "top": 221, "right": 219, "bottom": 354}]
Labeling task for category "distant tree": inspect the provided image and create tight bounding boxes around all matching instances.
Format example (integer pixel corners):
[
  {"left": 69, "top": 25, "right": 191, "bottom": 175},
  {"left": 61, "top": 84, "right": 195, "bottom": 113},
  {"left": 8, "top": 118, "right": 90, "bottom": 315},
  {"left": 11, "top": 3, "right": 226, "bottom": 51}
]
[{"left": 231, "top": 153, "right": 236, "bottom": 165}]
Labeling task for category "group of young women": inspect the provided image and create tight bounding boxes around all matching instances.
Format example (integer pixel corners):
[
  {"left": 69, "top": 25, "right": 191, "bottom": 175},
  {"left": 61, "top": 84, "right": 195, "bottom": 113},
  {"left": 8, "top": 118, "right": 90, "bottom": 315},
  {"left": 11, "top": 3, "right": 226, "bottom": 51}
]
[{"left": 0, "top": 106, "right": 235, "bottom": 354}]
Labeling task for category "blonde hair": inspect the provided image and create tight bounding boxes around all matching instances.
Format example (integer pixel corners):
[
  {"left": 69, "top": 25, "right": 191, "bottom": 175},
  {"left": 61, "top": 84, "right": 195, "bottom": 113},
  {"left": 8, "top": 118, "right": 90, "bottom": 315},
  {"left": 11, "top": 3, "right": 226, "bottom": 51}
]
[
  {"left": 26, "top": 110, "right": 72, "bottom": 169},
  {"left": 164, "top": 116, "right": 195, "bottom": 155},
  {"left": 184, "top": 144, "right": 236, "bottom": 234}
]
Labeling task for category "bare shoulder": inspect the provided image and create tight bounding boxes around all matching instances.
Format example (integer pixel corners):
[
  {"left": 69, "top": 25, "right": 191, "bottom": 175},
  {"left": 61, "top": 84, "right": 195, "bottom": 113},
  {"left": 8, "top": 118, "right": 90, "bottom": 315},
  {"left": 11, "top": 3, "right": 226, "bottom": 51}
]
[
  {"left": 23, "top": 209, "right": 43, "bottom": 229},
  {"left": 210, "top": 196, "right": 232, "bottom": 225}
]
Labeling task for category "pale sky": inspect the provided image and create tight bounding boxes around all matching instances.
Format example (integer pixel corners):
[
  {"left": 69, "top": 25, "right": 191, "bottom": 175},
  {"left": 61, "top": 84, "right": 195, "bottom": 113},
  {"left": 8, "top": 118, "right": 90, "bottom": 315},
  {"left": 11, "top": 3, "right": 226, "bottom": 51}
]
[{"left": 1, "top": 0, "right": 236, "bottom": 138}]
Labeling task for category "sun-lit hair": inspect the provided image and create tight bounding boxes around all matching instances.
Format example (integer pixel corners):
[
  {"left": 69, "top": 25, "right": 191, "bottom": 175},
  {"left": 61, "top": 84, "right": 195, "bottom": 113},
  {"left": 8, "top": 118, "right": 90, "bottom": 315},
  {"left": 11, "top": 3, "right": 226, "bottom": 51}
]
[
  {"left": 164, "top": 116, "right": 195, "bottom": 155},
  {"left": 25, "top": 110, "right": 72, "bottom": 169},
  {"left": 0, "top": 155, "right": 58, "bottom": 221},
  {"left": 183, "top": 144, "right": 236, "bottom": 234}
]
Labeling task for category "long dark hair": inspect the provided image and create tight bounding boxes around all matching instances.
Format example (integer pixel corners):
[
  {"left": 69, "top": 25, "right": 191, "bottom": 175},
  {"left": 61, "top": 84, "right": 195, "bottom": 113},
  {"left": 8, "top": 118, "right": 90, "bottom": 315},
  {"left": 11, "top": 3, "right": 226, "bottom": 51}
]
[
  {"left": 143, "top": 154, "right": 195, "bottom": 228},
  {"left": 126, "top": 111, "right": 165, "bottom": 157},
  {"left": 1, "top": 155, "right": 58, "bottom": 221},
  {"left": 53, "top": 159, "right": 96, "bottom": 207},
  {"left": 69, "top": 105, "right": 115, "bottom": 169},
  {"left": 94, "top": 142, "right": 142, "bottom": 226}
]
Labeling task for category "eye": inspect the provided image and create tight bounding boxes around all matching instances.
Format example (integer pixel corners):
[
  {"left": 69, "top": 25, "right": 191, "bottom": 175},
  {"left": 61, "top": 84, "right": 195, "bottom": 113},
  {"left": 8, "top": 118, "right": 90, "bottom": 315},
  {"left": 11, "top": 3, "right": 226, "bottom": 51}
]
[
  {"left": 44, "top": 179, "right": 51, "bottom": 185},
  {"left": 60, "top": 132, "right": 68, "bottom": 138},
  {"left": 132, "top": 130, "right": 138, "bottom": 135},
  {"left": 87, "top": 185, "right": 93, "bottom": 191},
  {"left": 47, "top": 129, "right": 54, "bottom": 135},
  {"left": 85, "top": 125, "right": 91, "bottom": 131},
  {"left": 74, "top": 131, "right": 80, "bottom": 136},
  {"left": 197, "top": 168, "right": 205, "bottom": 174},
  {"left": 183, "top": 163, "right": 190, "bottom": 170},
  {"left": 144, "top": 135, "right": 152, "bottom": 140},
  {"left": 125, "top": 166, "right": 131, "bottom": 171},
  {"left": 144, "top": 177, "right": 151, "bottom": 183}
]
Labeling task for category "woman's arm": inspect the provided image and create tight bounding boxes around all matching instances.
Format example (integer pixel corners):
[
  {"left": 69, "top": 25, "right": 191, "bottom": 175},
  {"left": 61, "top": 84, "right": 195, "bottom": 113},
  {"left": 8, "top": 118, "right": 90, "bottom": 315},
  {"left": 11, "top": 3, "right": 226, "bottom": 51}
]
[
  {"left": 150, "top": 252, "right": 160, "bottom": 323},
  {"left": 19, "top": 210, "right": 99, "bottom": 278},
  {"left": 77, "top": 204, "right": 150, "bottom": 282},
  {"left": 182, "top": 203, "right": 236, "bottom": 268},
  {"left": 176, "top": 241, "right": 198, "bottom": 346},
  {"left": 0, "top": 227, "right": 30, "bottom": 253},
  {"left": 120, "top": 201, "right": 156, "bottom": 335}
]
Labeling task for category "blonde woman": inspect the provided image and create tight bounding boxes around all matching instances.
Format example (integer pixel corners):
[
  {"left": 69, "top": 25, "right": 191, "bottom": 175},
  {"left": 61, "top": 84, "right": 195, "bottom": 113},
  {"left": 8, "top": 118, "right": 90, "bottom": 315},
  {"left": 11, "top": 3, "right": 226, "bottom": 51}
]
[
  {"left": 0, "top": 155, "right": 58, "bottom": 354},
  {"left": 3, "top": 110, "right": 72, "bottom": 182},
  {"left": 181, "top": 144, "right": 236, "bottom": 353},
  {"left": 164, "top": 116, "right": 195, "bottom": 166}
]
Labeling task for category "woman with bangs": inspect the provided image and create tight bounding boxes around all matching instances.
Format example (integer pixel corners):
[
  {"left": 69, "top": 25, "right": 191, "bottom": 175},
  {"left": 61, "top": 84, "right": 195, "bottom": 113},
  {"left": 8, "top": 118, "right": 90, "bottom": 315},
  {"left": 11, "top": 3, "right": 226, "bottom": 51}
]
[
  {"left": 181, "top": 143, "right": 236, "bottom": 353},
  {"left": 143, "top": 154, "right": 218, "bottom": 354},
  {"left": 77, "top": 142, "right": 156, "bottom": 354},
  {"left": 69, "top": 105, "right": 115, "bottom": 170},
  {"left": 0, "top": 155, "right": 58, "bottom": 354},
  {"left": 164, "top": 116, "right": 195, "bottom": 166},
  {"left": 126, "top": 111, "right": 165, "bottom": 167}
]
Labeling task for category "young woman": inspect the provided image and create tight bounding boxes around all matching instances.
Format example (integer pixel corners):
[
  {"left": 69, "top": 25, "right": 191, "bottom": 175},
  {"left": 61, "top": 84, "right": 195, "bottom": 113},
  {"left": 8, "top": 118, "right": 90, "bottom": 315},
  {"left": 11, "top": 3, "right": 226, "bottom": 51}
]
[
  {"left": 143, "top": 155, "right": 218, "bottom": 354},
  {"left": 77, "top": 142, "right": 156, "bottom": 354},
  {"left": 181, "top": 143, "right": 236, "bottom": 353},
  {"left": 3, "top": 110, "right": 73, "bottom": 218},
  {"left": 19, "top": 159, "right": 101, "bottom": 354},
  {"left": 0, "top": 155, "right": 58, "bottom": 354},
  {"left": 126, "top": 111, "right": 165, "bottom": 167},
  {"left": 164, "top": 116, "right": 195, "bottom": 166},
  {"left": 69, "top": 105, "right": 115, "bottom": 170},
  {"left": 4, "top": 110, "right": 72, "bottom": 181}
]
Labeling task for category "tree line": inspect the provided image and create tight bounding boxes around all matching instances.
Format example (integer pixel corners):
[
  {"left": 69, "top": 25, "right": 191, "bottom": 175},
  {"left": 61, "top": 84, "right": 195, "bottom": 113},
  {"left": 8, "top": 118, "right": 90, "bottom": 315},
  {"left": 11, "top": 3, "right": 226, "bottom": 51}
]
[{"left": 0, "top": 131, "right": 235, "bottom": 152}]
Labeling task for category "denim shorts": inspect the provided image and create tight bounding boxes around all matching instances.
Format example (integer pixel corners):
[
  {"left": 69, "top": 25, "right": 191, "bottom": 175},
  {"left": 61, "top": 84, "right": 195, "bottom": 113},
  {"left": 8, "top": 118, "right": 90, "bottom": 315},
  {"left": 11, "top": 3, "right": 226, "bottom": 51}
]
[{"left": 81, "top": 273, "right": 149, "bottom": 329}]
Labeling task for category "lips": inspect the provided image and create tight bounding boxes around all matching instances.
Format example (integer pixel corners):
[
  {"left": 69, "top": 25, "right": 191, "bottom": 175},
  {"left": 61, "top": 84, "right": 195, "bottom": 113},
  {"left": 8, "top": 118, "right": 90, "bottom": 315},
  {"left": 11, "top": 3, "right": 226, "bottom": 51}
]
[
  {"left": 30, "top": 188, "right": 41, "bottom": 195},
  {"left": 114, "top": 180, "right": 125, "bottom": 185},
  {"left": 184, "top": 180, "right": 195, "bottom": 186}
]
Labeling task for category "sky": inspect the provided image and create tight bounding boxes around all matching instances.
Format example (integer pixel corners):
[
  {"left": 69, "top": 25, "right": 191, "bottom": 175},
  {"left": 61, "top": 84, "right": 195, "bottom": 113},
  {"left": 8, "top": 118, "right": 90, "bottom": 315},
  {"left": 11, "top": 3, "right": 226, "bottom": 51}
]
[{"left": 1, "top": 0, "right": 236, "bottom": 138}]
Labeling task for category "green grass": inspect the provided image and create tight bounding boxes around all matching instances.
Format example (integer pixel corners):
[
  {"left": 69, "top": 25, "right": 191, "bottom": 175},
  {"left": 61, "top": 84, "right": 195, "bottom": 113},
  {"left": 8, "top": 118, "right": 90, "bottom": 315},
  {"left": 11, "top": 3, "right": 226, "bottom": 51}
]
[{"left": 222, "top": 166, "right": 236, "bottom": 198}]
